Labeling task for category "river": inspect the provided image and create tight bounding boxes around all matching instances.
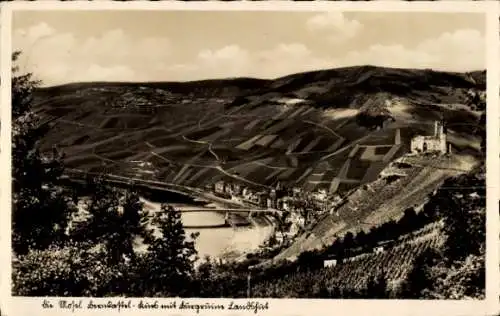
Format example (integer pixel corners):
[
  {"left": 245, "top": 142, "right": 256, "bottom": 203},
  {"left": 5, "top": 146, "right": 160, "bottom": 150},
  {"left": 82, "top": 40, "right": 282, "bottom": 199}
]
[
  {"left": 74, "top": 183, "right": 274, "bottom": 262},
  {"left": 140, "top": 198, "right": 274, "bottom": 261}
]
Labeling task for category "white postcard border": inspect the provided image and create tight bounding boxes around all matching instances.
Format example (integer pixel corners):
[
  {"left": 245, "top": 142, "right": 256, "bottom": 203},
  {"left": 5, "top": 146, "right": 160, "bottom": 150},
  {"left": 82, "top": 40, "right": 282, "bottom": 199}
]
[{"left": 0, "top": 2, "right": 498, "bottom": 316}]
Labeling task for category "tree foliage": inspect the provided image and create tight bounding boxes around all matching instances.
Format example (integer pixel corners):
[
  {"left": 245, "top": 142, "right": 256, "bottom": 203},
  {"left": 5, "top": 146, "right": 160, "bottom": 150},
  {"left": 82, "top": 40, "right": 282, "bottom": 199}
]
[
  {"left": 134, "top": 204, "right": 199, "bottom": 297},
  {"left": 12, "top": 54, "right": 200, "bottom": 297},
  {"left": 70, "top": 177, "right": 149, "bottom": 265},
  {"left": 11, "top": 51, "right": 76, "bottom": 255},
  {"left": 12, "top": 241, "right": 124, "bottom": 296},
  {"left": 400, "top": 167, "right": 485, "bottom": 299},
  {"left": 365, "top": 272, "right": 389, "bottom": 298},
  {"left": 399, "top": 248, "right": 442, "bottom": 298}
]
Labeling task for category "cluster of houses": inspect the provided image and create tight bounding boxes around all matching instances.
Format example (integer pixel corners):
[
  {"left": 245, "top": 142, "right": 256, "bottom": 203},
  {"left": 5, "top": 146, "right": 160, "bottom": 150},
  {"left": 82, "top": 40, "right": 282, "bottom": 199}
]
[
  {"left": 209, "top": 180, "right": 335, "bottom": 210},
  {"left": 209, "top": 180, "right": 279, "bottom": 208},
  {"left": 207, "top": 179, "right": 346, "bottom": 241},
  {"left": 105, "top": 88, "right": 176, "bottom": 114}
]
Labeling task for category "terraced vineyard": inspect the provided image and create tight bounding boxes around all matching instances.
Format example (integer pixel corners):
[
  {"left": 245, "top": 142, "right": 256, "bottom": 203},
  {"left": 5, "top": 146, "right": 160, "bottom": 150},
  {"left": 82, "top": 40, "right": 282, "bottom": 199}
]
[
  {"left": 275, "top": 154, "right": 478, "bottom": 261},
  {"left": 252, "top": 222, "right": 444, "bottom": 297}
]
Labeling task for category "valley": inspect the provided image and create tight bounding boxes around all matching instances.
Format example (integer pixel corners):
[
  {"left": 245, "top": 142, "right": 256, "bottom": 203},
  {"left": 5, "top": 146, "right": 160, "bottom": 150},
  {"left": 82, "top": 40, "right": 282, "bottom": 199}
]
[{"left": 33, "top": 65, "right": 486, "bottom": 263}]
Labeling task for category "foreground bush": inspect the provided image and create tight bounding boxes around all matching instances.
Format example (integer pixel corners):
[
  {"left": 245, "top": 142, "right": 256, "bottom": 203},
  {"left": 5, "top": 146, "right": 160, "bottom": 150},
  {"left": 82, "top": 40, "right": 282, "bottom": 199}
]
[{"left": 12, "top": 241, "right": 124, "bottom": 296}]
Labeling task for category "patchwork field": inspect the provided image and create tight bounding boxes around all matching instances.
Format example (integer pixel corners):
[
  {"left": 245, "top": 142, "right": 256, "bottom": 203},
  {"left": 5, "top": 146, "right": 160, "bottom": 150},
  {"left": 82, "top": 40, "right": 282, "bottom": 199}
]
[{"left": 34, "top": 66, "right": 484, "bottom": 198}]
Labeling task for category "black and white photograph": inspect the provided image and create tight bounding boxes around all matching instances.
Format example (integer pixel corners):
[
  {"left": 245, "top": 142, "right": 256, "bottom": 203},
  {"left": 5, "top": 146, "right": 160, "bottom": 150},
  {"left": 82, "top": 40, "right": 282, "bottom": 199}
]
[{"left": 1, "top": 2, "right": 495, "bottom": 309}]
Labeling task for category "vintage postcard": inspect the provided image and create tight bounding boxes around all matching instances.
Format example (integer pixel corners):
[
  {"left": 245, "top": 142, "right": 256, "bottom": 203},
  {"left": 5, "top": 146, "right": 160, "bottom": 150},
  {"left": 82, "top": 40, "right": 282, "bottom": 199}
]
[{"left": 0, "top": 1, "right": 499, "bottom": 316}]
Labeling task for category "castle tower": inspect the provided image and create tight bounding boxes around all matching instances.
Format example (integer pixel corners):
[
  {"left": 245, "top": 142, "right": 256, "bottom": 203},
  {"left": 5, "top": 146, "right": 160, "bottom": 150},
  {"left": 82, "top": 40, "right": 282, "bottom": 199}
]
[
  {"left": 438, "top": 120, "right": 446, "bottom": 153},
  {"left": 434, "top": 120, "right": 444, "bottom": 138}
]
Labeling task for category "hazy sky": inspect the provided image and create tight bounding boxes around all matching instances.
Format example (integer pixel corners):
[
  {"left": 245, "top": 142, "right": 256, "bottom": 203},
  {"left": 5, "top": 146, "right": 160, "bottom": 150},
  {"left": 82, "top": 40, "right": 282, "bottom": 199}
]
[{"left": 12, "top": 11, "right": 485, "bottom": 86}]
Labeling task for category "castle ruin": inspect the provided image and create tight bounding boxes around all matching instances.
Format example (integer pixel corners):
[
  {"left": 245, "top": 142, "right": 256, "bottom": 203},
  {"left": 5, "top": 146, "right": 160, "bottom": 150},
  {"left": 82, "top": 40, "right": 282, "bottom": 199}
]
[{"left": 410, "top": 121, "right": 447, "bottom": 154}]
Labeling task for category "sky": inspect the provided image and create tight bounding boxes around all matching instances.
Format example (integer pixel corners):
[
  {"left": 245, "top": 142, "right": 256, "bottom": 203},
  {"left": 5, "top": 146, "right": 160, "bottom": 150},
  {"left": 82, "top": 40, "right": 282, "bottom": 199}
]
[{"left": 12, "top": 10, "right": 486, "bottom": 87}]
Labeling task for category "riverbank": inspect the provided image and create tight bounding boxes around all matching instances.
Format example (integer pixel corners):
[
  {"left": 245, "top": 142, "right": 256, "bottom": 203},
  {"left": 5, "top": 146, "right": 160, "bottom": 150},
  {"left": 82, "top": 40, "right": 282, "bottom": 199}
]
[{"left": 231, "top": 214, "right": 277, "bottom": 262}]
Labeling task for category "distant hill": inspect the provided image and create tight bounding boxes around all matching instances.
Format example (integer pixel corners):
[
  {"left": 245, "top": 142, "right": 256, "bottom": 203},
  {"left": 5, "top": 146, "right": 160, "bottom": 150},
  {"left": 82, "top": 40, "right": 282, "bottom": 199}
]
[
  {"left": 251, "top": 66, "right": 484, "bottom": 108},
  {"left": 36, "top": 77, "right": 271, "bottom": 100},
  {"left": 36, "top": 66, "right": 485, "bottom": 104}
]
